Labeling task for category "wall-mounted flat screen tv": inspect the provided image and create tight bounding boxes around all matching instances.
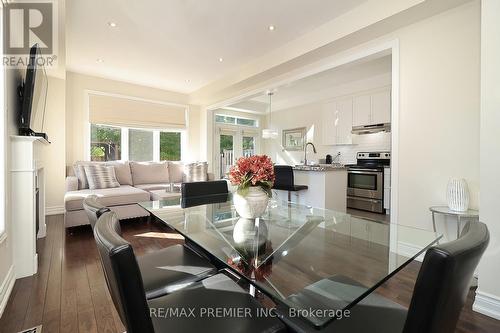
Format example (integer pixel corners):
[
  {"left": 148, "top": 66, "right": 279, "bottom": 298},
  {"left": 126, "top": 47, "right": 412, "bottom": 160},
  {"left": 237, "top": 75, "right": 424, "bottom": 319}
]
[{"left": 19, "top": 43, "right": 49, "bottom": 141}]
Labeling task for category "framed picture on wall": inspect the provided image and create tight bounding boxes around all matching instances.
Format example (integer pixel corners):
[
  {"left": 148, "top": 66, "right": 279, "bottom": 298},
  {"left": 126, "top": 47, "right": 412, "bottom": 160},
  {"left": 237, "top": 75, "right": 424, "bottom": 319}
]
[{"left": 282, "top": 127, "right": 306, "bottom": 151}]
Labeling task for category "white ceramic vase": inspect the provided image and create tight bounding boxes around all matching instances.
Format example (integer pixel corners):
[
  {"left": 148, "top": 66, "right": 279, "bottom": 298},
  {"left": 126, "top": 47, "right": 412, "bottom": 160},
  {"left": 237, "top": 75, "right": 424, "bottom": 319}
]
[
  {"left": 446, "top": 178, "right": 470, "bottom": 212},
  {"left": 233, "top": 186, "right": 269, "bottom": 218}
]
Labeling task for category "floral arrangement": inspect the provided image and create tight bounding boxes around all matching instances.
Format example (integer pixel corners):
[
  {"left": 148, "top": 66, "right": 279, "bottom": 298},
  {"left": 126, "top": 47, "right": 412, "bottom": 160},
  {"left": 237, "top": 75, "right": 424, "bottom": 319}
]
[{"left": 229, "top": 155, "right": 275, "bottom": 197}]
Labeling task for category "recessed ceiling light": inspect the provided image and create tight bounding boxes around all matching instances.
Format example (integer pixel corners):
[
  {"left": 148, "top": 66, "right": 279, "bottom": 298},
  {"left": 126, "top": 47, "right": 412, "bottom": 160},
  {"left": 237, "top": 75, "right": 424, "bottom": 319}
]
[
  {"left": 218, "top": 58, "right": 223, "bottom": 62},
  {"left": 268, "top": 25, "right": 275, "bottom": 31},
  {"left": 108, "top": 22, "right": 117, "bottom": 28},
  {"left": 96, "top": 58, "right": 103, "bottom": 63}
]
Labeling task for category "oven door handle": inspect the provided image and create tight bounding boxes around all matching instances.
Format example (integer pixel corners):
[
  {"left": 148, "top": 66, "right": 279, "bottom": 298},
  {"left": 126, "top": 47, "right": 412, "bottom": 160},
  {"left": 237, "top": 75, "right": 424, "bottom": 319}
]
[
  {"left": 348, "top": 169, "right": 381, "bottom": 174},
  {"left": 347, "top": 196, "right": 381, "bottom": 204}
]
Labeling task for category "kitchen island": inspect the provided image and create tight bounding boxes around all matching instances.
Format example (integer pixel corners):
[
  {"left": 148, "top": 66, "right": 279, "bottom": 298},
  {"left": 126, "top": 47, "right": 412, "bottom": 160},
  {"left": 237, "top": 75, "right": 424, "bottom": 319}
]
[{"left": 273, "top": 165, "right": 347, "bottom": 212}]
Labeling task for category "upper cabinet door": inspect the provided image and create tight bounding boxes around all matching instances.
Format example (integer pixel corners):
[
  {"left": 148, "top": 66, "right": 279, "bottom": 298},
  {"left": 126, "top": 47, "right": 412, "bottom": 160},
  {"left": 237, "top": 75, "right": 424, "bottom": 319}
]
[
  {"left": 352, "top": 94, "right": 371, "bottom": 127},
  {"left": 371, "top": 89, "right": 391, "bottom": 124},
  {"left": 336, "top": 98, "right": 353, "bottom": 144},
  {"left": 322, "top": 101, "right": 338, "bottom": 145}
]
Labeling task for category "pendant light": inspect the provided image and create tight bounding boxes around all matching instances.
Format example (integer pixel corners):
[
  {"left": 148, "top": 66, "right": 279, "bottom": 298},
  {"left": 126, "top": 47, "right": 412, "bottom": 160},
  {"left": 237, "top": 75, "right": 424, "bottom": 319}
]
[{"left": 262, "top": 91, "right": 278, "bottom": 139}]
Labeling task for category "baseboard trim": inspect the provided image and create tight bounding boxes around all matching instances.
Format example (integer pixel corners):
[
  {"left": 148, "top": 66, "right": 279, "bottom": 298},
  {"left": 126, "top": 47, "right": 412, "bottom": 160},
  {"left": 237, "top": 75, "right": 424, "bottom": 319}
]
[
  {"left": 0, "top": 265, "right": 15, "bottom": 319},
  {"left": 397, "top": 241, "right": 425, "bottom": 262},
  {"left": 46, "top": 205, "right": 64, "bottom": 215},
  {"left": 473, "top": 290, "right": 500, "bottom": 320}
]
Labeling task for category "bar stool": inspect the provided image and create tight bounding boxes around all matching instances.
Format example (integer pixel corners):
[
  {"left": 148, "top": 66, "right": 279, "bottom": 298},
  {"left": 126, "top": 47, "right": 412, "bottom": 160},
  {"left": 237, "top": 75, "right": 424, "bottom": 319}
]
[{"left": 272, "top": 165, "right": 308, "bottom": 202}]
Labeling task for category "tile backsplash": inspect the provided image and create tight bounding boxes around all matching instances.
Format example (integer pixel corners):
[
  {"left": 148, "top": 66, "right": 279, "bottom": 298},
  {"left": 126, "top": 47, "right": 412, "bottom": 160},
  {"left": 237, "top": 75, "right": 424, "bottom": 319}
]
[{"left": 331, "top": 132, "right": 391, "bottom": 164}]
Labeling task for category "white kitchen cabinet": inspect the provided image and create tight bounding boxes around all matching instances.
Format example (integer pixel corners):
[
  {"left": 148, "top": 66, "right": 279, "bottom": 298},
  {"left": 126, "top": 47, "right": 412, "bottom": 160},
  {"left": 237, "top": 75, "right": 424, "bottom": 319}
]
[
  {"left": 371, "top": 90, "right": 391, "bottom": 124},
  {"left": 352, "top": 94, "right": 371, "bottom": 127},
  {"left": 352, "top": 88, "right": 391, "bottom": 127},
  {"left": 322, "top": 98, "right": 353, "bottom": 145}
]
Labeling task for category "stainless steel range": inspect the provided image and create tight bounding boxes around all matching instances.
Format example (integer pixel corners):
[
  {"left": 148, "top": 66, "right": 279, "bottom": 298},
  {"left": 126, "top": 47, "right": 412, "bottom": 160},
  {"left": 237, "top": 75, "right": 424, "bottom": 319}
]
[{"left": 347, "top": 152, "right": 390, "bottom": 213}]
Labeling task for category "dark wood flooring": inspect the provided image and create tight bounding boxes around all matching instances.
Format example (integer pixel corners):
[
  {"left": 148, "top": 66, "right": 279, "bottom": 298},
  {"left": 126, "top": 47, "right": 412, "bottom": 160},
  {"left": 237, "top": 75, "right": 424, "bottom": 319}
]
[{"left": 0, "top": 214, "right": 499, "bottom": 333}]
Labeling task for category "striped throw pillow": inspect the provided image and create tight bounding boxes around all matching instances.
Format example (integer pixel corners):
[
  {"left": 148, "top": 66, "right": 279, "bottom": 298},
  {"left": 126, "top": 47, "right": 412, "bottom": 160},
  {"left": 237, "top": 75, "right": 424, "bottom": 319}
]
[{"left": 83, "top": 165, "right": 120, "bottom": 190}]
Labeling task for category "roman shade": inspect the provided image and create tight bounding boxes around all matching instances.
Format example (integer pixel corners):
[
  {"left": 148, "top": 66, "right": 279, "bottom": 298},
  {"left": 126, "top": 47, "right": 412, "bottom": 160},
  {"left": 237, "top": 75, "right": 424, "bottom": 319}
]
[{"left": 89, "top": 94, "right": 187, "bottom": 129}]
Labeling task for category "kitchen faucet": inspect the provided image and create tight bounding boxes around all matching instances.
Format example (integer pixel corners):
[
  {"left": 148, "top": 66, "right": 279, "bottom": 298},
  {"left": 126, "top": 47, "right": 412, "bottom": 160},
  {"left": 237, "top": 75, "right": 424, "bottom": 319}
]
[{"left": 303, "top": 142, "right": 317, "bottom": 166}]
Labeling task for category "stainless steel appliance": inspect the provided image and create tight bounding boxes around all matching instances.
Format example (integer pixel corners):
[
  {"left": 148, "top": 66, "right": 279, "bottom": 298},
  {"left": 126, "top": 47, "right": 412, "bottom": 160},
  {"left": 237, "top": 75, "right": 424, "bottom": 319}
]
[
  {"left": 351, "top": 123, "right": 391, "bottom": 135},
  {"left": 347, "top": 152, "right": 390, "bottom": 213}
]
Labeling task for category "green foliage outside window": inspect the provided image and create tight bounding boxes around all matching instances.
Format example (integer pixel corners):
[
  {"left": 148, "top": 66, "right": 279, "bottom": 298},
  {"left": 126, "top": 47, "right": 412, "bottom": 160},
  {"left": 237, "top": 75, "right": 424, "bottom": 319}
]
[
  {"left": 90, "top": 125, "right": 121, "bottom": 161},
  {"left": 160, "top": 132, "right": 181, "bottom": 161}
]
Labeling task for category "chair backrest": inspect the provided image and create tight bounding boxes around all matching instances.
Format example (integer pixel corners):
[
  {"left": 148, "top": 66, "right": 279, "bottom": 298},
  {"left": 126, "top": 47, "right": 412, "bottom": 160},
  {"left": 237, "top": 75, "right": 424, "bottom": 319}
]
[
  {"left": 83, "top": 195, "right": 110, "bottom": 229},
  {"left": 403, "top": 221, "right": 489, "bottom": 333},
  {"left": 93, "top": 212, "right": 154, "bottom": 333},
  {"left": 273, "top": 165, "right": 294, "bottom": 188},
  {"left": 181, "top": 180, "right": 228, "bottom": 198}
]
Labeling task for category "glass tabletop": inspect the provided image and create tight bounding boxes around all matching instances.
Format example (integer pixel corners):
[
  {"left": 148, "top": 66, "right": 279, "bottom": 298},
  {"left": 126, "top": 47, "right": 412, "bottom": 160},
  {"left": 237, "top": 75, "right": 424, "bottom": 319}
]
[{"left": 140, "top": 194, "right": 442, "bottom": 328}]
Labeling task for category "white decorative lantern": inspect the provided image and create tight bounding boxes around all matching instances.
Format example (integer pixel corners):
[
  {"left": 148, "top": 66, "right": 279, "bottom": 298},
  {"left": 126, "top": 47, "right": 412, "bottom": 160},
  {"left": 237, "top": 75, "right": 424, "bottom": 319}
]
[{"left": 446, "top": 178, "right": 470, "bottom": 212}]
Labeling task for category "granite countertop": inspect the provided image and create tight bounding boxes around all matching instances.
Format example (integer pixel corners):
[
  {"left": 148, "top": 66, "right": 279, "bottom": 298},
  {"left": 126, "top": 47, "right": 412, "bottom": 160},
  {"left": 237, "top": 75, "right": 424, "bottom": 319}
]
[{"left": 293, "top": 164, "right": 347, "bottom": 172}]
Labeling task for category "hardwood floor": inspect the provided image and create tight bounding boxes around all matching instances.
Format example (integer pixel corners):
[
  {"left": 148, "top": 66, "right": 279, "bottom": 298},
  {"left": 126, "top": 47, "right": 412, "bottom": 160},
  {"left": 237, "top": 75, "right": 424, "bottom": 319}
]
[{"left": 1, "top": 214, "right": 499, "bottom": 333}]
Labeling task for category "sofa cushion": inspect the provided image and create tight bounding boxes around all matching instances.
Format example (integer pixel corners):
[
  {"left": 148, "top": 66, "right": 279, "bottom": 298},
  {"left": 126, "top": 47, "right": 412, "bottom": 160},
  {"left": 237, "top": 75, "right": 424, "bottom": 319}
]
[
  {"left": 74, "top": 161, "right": 133, "bottom": 187},
  {"left": 84, "top": 164, "right": 120, "bottom": 190},
  {"left": 105, "top": 161, "right": 133, "bottom": 185},
  {"left": 73, "top": 163, "right": 89, "bottom": 189},
  {"left": 64, "top": 185, "right": 150, "bottom": 211},
  {"left": 168, "top": 161, "right": 184, "bottom": 183},
  {"left": 130, "top": 161, "right": 169, "bottom": 185},
  {"left": 134, "top": 183, "right": 171, "bottom": 192}
]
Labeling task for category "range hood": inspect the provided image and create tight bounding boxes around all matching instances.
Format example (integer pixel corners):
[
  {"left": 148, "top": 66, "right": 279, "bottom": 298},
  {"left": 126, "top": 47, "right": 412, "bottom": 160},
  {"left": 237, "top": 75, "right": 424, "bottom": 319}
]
[{"left": 352, "top": 123, "right": 391, "bottom": 135}]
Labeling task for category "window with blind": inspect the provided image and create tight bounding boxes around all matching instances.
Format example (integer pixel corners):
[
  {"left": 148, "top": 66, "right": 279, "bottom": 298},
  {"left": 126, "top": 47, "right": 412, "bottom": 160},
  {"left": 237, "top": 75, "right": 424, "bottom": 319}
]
[
  {"left": 88, "top": 94, "right": 186, "bottom": 162},
  {"left": 90, "top": 125, "right": 183, "bottom": 162}
]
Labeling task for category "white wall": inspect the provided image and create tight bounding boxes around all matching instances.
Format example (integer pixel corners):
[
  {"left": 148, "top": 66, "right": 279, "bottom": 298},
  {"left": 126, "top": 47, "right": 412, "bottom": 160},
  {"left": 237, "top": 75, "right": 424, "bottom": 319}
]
[
  {"left": 473, "top": 0, "right": 500, "bottom": 320},
  {"left": 395, "top": 1, "right": 480, "bottom": 230},
  {"left": 44, "top": 76, "right": 66, "bottom": 213}
]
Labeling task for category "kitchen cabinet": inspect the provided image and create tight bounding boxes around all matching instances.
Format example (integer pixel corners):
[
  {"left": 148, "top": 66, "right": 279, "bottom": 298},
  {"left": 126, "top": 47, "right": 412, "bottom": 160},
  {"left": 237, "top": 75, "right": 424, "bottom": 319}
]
[
  {"left": 352, "top": 95, "right": 371, "bottom": 127},
  {"left": 322, "top": 98, "right": 353, "bottom": 145},
  {"left": 352, "top": 88, "right": 391, "bottom": 126},
  {"left": 371, "top": 90, "right": 391, "bottom": 124},
  {"left": 292, "top": 168, "right": 347, "bottom": 212}
]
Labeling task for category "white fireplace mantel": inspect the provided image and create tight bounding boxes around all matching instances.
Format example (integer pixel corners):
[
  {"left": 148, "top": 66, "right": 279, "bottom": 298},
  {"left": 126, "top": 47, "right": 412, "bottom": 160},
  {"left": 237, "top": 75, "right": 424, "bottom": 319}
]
[{"left": 10, "top": 135, "right": 49, "bottom": 278}]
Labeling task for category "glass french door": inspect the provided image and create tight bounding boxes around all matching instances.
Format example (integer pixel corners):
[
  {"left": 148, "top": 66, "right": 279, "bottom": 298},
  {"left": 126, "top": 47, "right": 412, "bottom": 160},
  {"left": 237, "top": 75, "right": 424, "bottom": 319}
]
[{"left": 215, "top": 127, "right": 260, "bottom": 179}]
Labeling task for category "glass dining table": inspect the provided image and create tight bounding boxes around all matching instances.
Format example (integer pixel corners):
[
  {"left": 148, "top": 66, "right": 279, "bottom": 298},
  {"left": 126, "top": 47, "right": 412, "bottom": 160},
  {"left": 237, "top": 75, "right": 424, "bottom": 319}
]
[{"left": 139, "top": 194, "right": 442, "bottom": 329}]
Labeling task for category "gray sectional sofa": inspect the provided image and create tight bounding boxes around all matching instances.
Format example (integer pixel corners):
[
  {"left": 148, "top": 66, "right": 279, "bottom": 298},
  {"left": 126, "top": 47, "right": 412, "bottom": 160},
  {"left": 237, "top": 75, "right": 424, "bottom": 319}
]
[{"left": 64, "top": 161, "right": 210, "bottom": 227}]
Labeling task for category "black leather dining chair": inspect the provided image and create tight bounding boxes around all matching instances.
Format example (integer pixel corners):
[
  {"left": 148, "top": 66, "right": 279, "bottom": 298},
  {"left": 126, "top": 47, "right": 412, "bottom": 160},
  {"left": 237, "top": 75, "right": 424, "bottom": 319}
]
[
  {"left": 181, "top": 180, "right": 229, "bottom": 197},
  {"left": 83, "top": 195, "right": 111, "bottom": 229},
  {"left": 272, "top": 165, "right": 308, "bottom": 202},
  {"left": 94, "top": 211, "right": 286, "bottom": 333},
  {"left": 84, "top": 196, "right": 217, "bottom": 300},
  {"left": 181, "top": 180, "right": 229, "bottom": 208},
  {"left": 276, "top": 221, "right": 489, "bottom": 333}
]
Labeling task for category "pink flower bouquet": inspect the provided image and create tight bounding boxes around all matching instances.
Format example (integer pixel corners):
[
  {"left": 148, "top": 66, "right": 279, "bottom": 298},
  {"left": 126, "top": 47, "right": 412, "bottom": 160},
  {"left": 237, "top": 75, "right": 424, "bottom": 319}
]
[{"left": 229, "top": 155, "right": 275, "bottom": 197}]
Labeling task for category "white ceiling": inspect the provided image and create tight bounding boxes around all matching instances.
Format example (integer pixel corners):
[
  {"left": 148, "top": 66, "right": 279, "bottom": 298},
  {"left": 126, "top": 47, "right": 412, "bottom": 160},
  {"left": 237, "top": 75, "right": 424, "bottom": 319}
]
[
  {"left": 66, "top": 0, "right": 367, "bottom": 93},
  {"left": 227, "top": 53, "right": 392, "bottom": 113}
]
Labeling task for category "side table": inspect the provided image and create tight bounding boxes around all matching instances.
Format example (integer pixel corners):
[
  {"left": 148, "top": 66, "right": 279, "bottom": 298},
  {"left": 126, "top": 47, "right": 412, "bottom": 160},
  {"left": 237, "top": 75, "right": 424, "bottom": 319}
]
[{"left": 429, "top": 206, "right": 479, "bottom": 241}]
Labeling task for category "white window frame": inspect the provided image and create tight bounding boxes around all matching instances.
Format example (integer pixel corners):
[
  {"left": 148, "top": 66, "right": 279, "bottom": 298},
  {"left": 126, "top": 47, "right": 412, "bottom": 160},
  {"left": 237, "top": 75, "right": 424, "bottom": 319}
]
[
  {"left": 89, "top": 124, "right": 186, "bottom": 162},
  {"left": 214, "top": 113, "right": 259, "bottom": 128}
]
